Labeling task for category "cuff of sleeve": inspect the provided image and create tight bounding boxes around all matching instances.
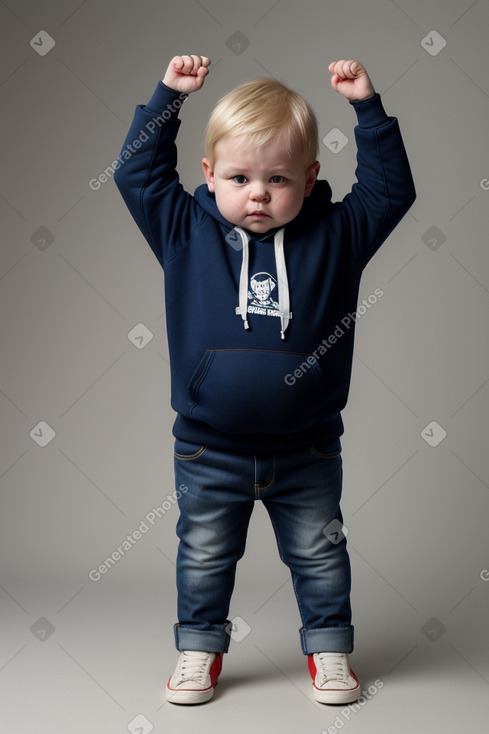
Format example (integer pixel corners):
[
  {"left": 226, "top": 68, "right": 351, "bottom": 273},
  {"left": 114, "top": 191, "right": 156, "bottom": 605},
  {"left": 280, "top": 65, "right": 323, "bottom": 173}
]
[
  {"left": 349, "top": 93, "right": 389, "bottom": 128},
  {"left": 144, "top": 80, "right": 188, "bottom": 116}
]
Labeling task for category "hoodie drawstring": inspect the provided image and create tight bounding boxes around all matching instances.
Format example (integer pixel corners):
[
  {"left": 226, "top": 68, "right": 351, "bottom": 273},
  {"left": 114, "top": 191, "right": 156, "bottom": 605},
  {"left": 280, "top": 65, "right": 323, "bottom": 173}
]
[
  {"left": 233, "top": 226, "right": 291, "bottom": 340},
  {"left": 274, "top": 228, "right": 291, "bottom": 340},
  {"left": 237, "top": 227, "right": 250, "bottom": 331}
]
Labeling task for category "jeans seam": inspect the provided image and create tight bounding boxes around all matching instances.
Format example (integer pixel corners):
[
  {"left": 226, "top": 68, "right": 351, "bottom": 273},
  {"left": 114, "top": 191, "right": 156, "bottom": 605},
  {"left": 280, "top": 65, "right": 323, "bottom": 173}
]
[
  {"left": 174, "top": 446, "right": 207, "bottom": 461},
  {"left": 254, "top": 453, "right": 276, "bottom": 496},
  {"left": 309, "top": 446, "right": 342, "bottom": 459}
]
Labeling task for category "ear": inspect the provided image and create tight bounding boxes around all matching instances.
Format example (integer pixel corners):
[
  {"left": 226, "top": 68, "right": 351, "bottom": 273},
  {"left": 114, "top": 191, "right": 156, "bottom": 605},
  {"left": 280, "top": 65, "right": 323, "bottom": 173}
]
[
  {"left": 202, "top": 158, "right": 215, "bottom": 192},
  {"left": 304, "top": 160, "right": 320, "bottom": 198}
]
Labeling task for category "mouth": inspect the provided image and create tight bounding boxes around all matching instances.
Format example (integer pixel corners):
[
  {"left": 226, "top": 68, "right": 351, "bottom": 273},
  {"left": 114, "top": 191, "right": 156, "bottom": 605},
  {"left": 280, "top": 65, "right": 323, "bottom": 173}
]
[{"left": 248, "top": 211, "right": 270, "bottom": 218}]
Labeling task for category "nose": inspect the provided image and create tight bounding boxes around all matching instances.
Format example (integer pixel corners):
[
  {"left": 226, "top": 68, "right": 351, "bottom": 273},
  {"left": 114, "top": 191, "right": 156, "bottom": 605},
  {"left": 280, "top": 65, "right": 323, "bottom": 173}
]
[{"left": 250, "top": 183, "right": 270, "bottom": 202}]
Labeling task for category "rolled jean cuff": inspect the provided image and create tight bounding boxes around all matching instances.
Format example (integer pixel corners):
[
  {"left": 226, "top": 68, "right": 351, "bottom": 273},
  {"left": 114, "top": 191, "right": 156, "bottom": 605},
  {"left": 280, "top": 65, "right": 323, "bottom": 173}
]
[
  {"left": 174, "top": 622, "right": 232, "bottom": 653},
  {"left": 300, "top": 625, "right": 354, "bottom": 655}
]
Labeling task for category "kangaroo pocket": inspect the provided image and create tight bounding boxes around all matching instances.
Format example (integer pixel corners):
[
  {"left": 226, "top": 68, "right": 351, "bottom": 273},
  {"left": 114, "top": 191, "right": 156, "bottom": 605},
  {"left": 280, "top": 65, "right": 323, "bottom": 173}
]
[{"left": 187, "top": 348, "right": 336, "bottom": 435}]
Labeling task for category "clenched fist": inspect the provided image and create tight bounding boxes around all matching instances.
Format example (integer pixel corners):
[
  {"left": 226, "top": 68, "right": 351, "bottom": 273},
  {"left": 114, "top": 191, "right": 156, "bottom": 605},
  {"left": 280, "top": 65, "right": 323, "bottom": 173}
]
[
  {"left": 162, "top": 55, "right": 211, "bottom": 94},
  {"left": 328, "top": 60, "right": 375, "bottom": 101}
]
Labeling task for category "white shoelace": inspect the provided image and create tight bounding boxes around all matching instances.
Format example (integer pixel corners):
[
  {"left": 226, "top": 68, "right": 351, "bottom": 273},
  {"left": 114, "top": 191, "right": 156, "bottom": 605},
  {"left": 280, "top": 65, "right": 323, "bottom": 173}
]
[
  {"left": 176, "top": 650, "right": 212, "bottom": 683},
  {"left": 316, "top": 652, "right": 349, "bottom": 685}
]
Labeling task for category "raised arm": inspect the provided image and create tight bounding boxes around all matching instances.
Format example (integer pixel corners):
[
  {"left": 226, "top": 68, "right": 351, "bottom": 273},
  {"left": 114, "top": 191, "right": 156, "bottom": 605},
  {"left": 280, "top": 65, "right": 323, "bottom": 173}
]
[
  {"left": 328, "top": 59, "right": 416, "bottom": 265},
  {"left": 114, "top": 55, "right": 211, "bottom": 267}
]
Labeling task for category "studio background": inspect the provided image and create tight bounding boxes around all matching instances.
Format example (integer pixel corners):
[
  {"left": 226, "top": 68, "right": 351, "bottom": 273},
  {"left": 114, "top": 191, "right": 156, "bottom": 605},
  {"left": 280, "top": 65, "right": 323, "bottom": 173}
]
[{"left": 1, "top": 1, "right": 488, "bottom": 732}]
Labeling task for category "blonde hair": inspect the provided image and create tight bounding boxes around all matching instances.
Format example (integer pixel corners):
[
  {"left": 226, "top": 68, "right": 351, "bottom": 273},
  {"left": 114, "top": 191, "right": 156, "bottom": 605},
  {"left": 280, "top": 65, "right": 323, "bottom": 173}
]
[{"left": 204, "top": 77, "right": 319, "bottom": 169}]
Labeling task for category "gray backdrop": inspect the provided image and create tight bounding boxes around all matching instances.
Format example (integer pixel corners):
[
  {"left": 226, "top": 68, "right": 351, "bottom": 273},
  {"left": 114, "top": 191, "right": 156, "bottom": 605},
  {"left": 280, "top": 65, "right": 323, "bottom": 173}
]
[{"left": 1, "top": 1, "right": 488, "bottom": 732}]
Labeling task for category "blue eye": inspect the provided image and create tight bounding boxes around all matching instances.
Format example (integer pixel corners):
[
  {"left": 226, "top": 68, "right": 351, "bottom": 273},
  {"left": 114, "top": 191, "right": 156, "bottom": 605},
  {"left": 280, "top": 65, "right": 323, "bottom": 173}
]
[
  {"left": 271, "top": 175, "right": 284, "bottom": 183},
  {"left": 233, "top": 175, "right": 247, "bottom": 184}
]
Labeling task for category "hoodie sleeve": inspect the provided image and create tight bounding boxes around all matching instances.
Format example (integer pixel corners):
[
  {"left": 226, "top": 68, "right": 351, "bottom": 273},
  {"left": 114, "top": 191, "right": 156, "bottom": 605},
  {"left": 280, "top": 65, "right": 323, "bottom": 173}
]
[
  {"left": 339, "top": 93, "right": 416, "bottom": 266},
  {"left": 113, "top": 81, "right": 204, "bottom": 267}
]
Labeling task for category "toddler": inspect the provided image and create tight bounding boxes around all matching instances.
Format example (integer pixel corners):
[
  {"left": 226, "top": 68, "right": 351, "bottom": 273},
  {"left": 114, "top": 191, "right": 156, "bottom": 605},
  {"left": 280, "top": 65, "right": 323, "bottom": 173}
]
[{"left": 114, "top": 54, "right": 415, "bottom": 705}]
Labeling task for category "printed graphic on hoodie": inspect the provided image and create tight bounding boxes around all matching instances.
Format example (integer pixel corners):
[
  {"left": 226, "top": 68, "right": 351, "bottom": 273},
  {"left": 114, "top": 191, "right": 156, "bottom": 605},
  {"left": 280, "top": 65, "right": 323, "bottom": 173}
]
[{"left": 248, "top": 272, "right": 281, "bottom": 317}]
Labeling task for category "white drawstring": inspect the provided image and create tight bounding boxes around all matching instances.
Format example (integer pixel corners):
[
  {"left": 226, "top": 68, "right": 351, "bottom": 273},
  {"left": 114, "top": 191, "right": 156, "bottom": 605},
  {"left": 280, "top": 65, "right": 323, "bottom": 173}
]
[
  {"left": 274, "top": 228, "right": 291, "bottom": 340},
  {"left": 232, "top": 226, "right": 291, "bottom": 339},
  {"left": 234, "top": 227, "right": 250, "bottom": 331}
]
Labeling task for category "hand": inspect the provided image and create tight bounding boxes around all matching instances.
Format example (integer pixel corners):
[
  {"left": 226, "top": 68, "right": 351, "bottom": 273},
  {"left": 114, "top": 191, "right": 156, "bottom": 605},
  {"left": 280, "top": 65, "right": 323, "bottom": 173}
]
[
  {"left": 162, "top": 55, "right": 211, "bottom": 94},
  {"left": 328, "top": 60, "right": 375, "bottom": 101}
]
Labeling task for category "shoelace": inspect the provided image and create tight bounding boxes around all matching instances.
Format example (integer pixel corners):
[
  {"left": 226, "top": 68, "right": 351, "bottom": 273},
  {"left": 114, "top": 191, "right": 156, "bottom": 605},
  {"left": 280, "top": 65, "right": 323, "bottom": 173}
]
[
  {"left": 177, "top": 650, "right": 211, "bottom": 683},
  {"left": 316, "top": 652, "right": 348, "bottom": 685}
]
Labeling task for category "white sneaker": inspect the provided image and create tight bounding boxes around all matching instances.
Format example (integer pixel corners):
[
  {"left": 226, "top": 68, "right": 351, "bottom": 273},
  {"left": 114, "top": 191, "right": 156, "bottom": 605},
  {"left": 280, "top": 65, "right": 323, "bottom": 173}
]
[
  {"left": 308, "top": 652, "right": 361, "bottom": 704},
  {"left": 166, "top": 650, "right": 223, "bottom": 704}
]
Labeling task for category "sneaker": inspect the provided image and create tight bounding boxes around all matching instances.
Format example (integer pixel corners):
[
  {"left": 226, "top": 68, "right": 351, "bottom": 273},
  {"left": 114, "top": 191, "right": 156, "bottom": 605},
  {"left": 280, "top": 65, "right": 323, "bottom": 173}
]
[
  {"left": 308, "top": 652, "right": 361, "bottom": 704},
  {"left": 166, "top": 650, "right": 223, "bottom": 704}
]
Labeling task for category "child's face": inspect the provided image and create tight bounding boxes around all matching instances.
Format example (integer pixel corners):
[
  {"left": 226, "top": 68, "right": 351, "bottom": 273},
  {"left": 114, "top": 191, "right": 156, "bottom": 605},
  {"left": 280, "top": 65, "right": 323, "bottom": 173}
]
[{"left": 202, "top": 134, "right": 320, "bottom": 234}]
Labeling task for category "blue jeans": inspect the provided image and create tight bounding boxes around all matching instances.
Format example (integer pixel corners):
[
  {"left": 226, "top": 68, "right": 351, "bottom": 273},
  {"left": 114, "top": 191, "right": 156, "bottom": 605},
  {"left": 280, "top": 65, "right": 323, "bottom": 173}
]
[{"left": 172, "top": 438, "right": 353, "bottom": 655}]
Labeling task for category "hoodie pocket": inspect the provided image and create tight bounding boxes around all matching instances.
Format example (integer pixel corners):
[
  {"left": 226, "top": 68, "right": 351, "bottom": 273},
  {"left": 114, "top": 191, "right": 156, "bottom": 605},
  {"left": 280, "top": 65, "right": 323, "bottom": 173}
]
[{"left": 187, "top": 348, "right": 336, "bottom": 435}]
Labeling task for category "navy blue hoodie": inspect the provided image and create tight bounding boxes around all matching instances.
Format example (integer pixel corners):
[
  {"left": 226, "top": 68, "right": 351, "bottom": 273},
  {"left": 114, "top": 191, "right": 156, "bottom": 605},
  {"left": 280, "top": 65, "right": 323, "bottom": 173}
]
[{"left": 114, "top": 81, "right": 415, "bottom": 452}]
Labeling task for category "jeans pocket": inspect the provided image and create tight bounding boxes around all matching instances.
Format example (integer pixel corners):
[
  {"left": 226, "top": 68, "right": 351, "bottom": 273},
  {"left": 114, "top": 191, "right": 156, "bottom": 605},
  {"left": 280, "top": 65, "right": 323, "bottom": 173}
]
[
  {"left": 174, "top": 439, "right": 207, "bottom": 461},
  {"left": 309, "top": 441, "right": 342, "bottom": 459}
]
